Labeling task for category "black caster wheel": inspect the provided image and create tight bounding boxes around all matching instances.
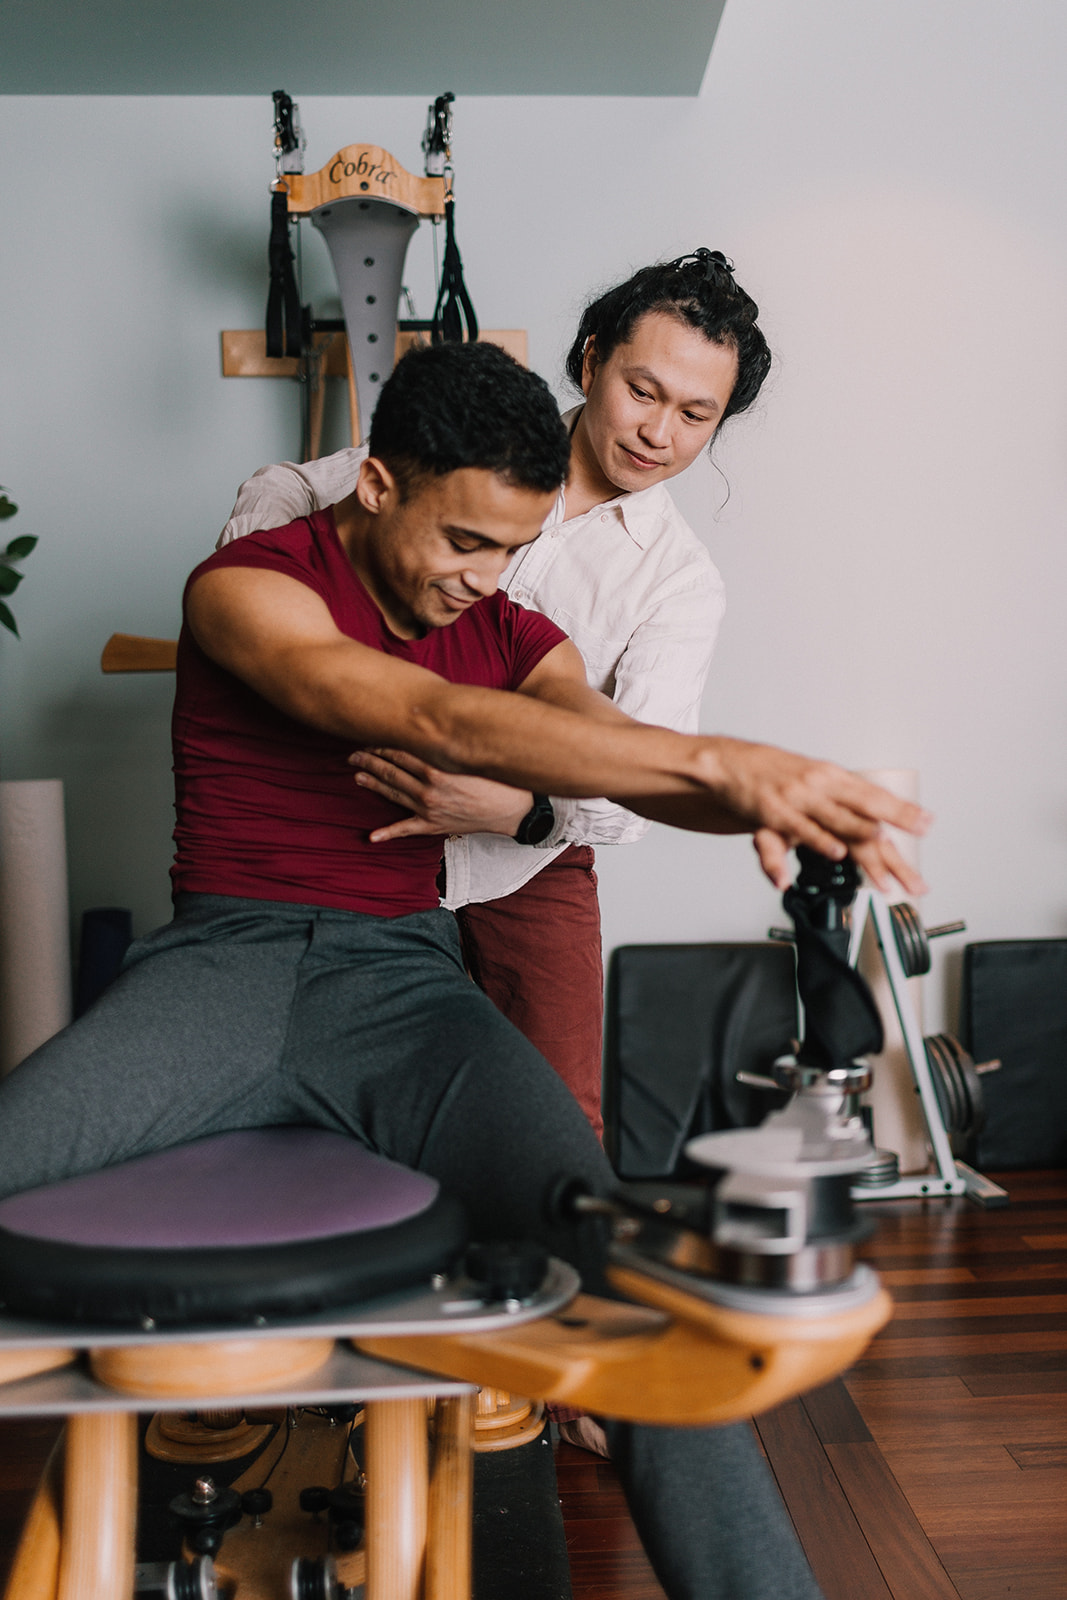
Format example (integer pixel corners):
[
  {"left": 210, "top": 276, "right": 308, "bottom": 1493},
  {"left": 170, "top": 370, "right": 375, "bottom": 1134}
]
[
  {"left": 135, "top": 1555, "right": 218, "bottom": 1599},
  {"left": 290, "top": 1554, "right": 341, "bottom": 1600},
  {"left": 241, "top": 1487, "right": 273, "bottom": 1525},
  {"left": 168, "top": 1556, "right": 218, "bottom": 1600}
]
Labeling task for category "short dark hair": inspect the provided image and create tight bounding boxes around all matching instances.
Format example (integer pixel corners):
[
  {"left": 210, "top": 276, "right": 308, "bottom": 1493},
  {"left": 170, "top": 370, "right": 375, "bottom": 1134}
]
[
  {"left": 564, "top": 249, "right": 772, "bottom": 426},
  {"left": 369, "top": 341, "right": 570, "bottom": 499}
]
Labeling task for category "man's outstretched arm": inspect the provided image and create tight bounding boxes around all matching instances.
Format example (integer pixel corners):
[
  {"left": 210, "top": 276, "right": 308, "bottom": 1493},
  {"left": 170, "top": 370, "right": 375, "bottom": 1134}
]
[{"left": 187, "top": 566, "right": 930, "bottom": 891}]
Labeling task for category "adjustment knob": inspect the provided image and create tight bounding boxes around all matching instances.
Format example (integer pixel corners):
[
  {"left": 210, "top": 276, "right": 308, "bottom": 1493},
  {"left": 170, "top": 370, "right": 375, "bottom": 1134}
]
[
  {"left": 298, "top": 1485, "right": 331, "bottom": 1517},
  {"left": 463, "top": 1241, "right": 548, "bottom": 1303},
  {"left": 240, "top": 1488, "right": 272, "bottom": 1524}
]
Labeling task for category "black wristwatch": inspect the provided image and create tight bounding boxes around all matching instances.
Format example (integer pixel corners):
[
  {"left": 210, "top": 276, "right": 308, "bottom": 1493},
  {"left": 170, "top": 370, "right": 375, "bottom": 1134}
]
[{"left": 514, "top": 793, "right": 555, "bottom": 845}]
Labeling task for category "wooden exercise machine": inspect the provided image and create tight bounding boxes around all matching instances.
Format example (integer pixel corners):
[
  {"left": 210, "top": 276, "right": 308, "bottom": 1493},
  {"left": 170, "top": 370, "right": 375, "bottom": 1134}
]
[
  {"left": 0, "top": 1128, "right": 890, "bottom": 1600},
  {"left": 0, "top": 802, "right": 902, "bottom": 1600}
]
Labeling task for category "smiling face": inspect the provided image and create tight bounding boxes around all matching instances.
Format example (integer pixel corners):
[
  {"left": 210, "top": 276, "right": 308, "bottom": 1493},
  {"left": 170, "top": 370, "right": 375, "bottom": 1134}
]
[
  {"left": 340, "top": 461, "right": 556, "bottom": 638},
  {"left": 571, "top": 310, "right": 740, "bottom": 505}
]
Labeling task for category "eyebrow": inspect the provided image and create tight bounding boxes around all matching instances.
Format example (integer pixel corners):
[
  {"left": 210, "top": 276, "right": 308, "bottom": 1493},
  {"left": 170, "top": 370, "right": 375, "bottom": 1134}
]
[{"left": 624, "top": 365, "right": 722, "bottom": 414}]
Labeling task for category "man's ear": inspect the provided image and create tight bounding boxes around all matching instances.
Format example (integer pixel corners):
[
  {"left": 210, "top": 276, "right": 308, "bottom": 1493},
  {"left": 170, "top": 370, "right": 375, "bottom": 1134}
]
[
  {"left": 580, "top": 336, "right": 600, "bottom": 398},
  {"left": 355, "top": 456, "right": 397, "bottom": 515}
]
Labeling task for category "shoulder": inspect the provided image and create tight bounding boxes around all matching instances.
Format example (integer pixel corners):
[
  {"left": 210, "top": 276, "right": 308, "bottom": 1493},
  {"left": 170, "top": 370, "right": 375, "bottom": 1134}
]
[
  {"left": 631, "top": 486, "right": 723, "bottom": 595},
  {"left": 188, "top": 510, "right": 339, "bottom": 599},
  {"left": 442, "top": 591, "right": 566, "bottom": 690}
]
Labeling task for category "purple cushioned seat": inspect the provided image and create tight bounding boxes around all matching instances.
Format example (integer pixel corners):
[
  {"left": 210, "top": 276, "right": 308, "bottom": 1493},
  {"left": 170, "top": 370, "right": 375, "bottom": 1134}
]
[{"left": 0, "top": 1128, "right": 467, "bottom": 1327}]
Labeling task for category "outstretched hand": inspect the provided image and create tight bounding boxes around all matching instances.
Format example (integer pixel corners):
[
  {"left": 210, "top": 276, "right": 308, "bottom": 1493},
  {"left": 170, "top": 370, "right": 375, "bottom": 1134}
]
[
  {"left": 350, "top": 748, "right": 534, "bottom": 843},
  {"left": 706, "top": 740, "right": 931, "bottom": 894}
]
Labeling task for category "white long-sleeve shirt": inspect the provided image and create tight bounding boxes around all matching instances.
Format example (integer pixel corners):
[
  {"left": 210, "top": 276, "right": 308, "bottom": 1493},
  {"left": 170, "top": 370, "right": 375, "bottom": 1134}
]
[{"left": 218, "top": 408, "right": 725, "bottom": 908}]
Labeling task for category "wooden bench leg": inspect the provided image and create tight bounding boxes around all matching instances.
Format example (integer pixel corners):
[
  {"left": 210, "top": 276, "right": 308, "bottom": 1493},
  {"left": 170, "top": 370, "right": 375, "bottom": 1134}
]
[
  {"left": 365, "top": 1398, "right": 429, "bottom": 1600},
  {"left": 56, "top": 1413, "right": 137, "bottom": 1600},
  {"left": 3, "top": 1431, "right": 63, "bottom": 1600},
  {"left": 426, "top": 1394, "right": 474, "bottom": 1600}
]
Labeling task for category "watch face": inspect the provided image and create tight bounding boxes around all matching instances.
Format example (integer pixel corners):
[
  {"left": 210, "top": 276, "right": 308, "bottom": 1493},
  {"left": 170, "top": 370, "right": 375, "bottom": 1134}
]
[{"left": 518, "top": 796, "right": 554, "bottom": 844}]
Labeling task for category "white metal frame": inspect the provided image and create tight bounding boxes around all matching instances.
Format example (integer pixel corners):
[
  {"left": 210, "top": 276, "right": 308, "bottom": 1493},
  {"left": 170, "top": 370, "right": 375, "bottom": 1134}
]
[{"left": 846, "top": 889, "right": 1007, "bottom": 1206}]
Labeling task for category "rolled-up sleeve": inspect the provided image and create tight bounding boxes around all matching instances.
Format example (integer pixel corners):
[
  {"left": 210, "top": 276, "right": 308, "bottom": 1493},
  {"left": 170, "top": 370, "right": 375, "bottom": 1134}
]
[{"left": 217, "top": 449, "right": 365, "bottom": 547}]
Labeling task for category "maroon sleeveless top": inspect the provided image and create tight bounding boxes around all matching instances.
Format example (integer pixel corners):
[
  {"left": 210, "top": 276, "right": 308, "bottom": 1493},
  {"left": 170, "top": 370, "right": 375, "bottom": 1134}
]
[{"left": 171, "top": 510, "right": 565, "bottom": 916}]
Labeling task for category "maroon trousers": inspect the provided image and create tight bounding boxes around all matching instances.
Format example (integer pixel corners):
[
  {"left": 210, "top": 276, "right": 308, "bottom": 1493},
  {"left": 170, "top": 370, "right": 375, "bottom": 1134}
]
[{"left": 455, "top": 845, "right": 604, "bottom": 1138}]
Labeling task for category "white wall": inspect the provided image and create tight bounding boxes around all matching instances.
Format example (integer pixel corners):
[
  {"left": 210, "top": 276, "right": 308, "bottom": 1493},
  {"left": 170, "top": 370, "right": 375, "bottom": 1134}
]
[{"left": 2, "top": 0, "right": 1065, "bottom": 1031}]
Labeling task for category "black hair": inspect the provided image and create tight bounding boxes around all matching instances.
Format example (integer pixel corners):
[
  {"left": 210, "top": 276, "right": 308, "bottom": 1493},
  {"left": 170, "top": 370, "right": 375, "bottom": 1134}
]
[
  {"left": 564, "top": 249, "right": 772, "bottom": 426},
  {"left": 368, "top": 340, "right": 570, "bottom": 499}
]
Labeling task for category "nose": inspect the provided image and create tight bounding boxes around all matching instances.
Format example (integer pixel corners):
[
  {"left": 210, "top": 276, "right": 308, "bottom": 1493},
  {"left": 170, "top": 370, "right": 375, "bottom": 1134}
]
[
  {"left": 636, "top": 406, "right": 671, "bottom": 451},
  {"left": 460, "top": 555, "right": 506, "bottom": 599}
]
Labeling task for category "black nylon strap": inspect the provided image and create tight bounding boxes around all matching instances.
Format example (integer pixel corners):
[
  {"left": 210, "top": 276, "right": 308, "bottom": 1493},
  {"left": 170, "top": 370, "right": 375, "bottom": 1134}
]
[
  {"left": 266, "top": 188, "right": 303, "bottom": 358},
  {"left": 432, "top": 196, "right": 478, "bottom": 345}
]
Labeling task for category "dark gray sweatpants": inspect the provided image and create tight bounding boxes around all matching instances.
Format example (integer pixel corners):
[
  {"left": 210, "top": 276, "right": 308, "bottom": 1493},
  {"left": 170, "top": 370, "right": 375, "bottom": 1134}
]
[{"left": 0, "top": 894, "right": 823, "bottom": 1600}]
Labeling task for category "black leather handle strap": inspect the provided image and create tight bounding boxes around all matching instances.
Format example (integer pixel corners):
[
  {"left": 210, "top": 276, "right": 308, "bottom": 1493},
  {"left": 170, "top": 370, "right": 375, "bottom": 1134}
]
[
  {"left": 266, "top": 188, "right": 304, "bottom": 358},
  {"left": 432, "top": 195, "right": 478, "bottom": 345}
]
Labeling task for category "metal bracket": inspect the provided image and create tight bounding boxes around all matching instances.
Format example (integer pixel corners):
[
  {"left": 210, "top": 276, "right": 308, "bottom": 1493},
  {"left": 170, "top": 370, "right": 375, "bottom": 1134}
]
[{"left": 846, "top": 888, "right": 1008, "bottom": 1206}]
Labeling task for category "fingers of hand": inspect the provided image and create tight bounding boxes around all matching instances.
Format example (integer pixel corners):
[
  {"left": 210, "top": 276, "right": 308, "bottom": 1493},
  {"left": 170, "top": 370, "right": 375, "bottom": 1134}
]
[
  {"left": 852, "top": 835, "right": 929, "bottom": 897},
  {"left": 818, "top": 769, "right": 933, "bottom": 835},
  {"left": 353, "top": 768, "right": 423, "bottom": 812},
  {"left": 350, "top": 747, "right": 433, "bottom": 782},
  {"left": 753, "top": 829, "right": 792, "bottom": 889},
  {"left": 368, "top": 817, "right": 441, "bottom": 843}
]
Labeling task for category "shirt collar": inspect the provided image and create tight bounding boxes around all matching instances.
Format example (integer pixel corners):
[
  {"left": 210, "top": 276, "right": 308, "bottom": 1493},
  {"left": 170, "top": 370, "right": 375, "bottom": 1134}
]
[{"left": 554, "top": 404, "right": 670, "bottom": 551}]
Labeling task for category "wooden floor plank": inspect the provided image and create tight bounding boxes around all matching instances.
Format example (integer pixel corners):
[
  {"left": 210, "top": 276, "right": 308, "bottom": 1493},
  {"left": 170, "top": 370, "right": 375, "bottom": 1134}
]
[
  {"left": 962, "top": 1371, "right": 1067, "bottom": 1395},
  {"left": 1006, "top": 1443, "right": 1067, "bottom": 1469},
  {"left": 755, "top": 1397, "right": 893, "bottom": 1600},
  {"left": 881, "top": 1268, "right": 977, "bottom": 1286},
  {"left": 956, "top": 1565, "right": 1067, "bottom": 1600},
  {"left": 887, "top": 1279, "right": 1067, "bottom": 1305},
  {"left": 801, "top": 1379, "right": 873, "bottom": 1444},
  {"left": 862, "top": 1328, "right": 1067, "bottom": 1357},
  {"left": 823, "top": 1441, "right": 961, "bottom": 1600}
]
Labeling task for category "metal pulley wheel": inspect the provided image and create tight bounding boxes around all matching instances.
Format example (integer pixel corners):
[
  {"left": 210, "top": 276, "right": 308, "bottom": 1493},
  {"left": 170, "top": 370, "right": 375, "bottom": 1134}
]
[
  {"left": 134, "top": 1556, "right": 218, "bottom": 1599},
  {"left": 169, "top": 1557, "right": 218, "bottom": 1600},
  {"left": 923, "top": 1033, "right": 985, "bottom": 1154},
  {"left": 290, "top": 1555, "right": 342, "bottom": 1600},
  {"left": 890, "top": 905, "right": 967, "bottom": 979}
]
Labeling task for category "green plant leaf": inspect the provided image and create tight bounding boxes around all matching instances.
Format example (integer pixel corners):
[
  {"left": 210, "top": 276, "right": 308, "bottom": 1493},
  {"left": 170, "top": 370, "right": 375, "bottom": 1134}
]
[
  {"left": 0, "top": 493, "right": 17, "bottom": 522},
  {"left": 0, "top": 566, "right": 23, "bottom": 597},
  {"left": 3, "top": 535, "right": 37, "bottom": 560},
  {"left": 0, "top": 598, "right": 18, "bottom": 637}
]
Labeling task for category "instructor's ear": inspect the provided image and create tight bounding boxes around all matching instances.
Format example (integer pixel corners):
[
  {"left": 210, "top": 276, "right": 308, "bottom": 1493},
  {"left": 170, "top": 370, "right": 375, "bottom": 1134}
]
[
  {"left": 580, "top": 336, "right": 600, "bottom": 397},
  {"left": 355, "top": 456, "right": 398, "bottom": 516}
]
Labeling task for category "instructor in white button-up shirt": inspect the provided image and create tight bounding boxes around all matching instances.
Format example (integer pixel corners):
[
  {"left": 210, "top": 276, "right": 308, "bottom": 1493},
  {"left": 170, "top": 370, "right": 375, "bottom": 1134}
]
[{"left": 218, "top": 250, "right": 771, "bottom": 1142}]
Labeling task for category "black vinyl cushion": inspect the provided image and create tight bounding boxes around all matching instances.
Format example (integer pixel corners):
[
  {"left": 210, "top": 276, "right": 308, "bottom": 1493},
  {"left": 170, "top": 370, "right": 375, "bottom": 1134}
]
[
  {"left": 962, "top": 941, "right": 1067, "bottom": 1170},
  {"left": 603, "top": 943, "right": 798, "bottom": 1179},
  {"left": 0, "top": 1128, "right": 468, "bottom": 1326}
]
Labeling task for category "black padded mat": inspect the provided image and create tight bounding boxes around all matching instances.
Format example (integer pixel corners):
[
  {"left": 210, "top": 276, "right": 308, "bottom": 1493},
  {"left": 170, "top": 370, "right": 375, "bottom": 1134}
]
[{"left": 473, "top": 1433, "right": 572, "bottom": 1600}]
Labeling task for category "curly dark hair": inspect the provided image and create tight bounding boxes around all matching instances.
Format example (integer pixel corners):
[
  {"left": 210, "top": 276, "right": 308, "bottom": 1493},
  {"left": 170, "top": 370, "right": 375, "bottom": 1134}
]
[
  {"left": 564, "top": 249, "right": 772, "bottom": 425},
  {"left": 369, "top": 341, "right": 570, "bottom": 499}
]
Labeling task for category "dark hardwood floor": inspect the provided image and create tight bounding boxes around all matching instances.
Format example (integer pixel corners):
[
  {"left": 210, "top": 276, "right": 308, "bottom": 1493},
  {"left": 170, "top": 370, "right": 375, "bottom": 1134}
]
[
  {"left": 2, "top": 1169, "right": 1064, "bottom": 1598},
  {"left": 561, "top": 1167, "right": 1067, "bottom": 1600}
]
